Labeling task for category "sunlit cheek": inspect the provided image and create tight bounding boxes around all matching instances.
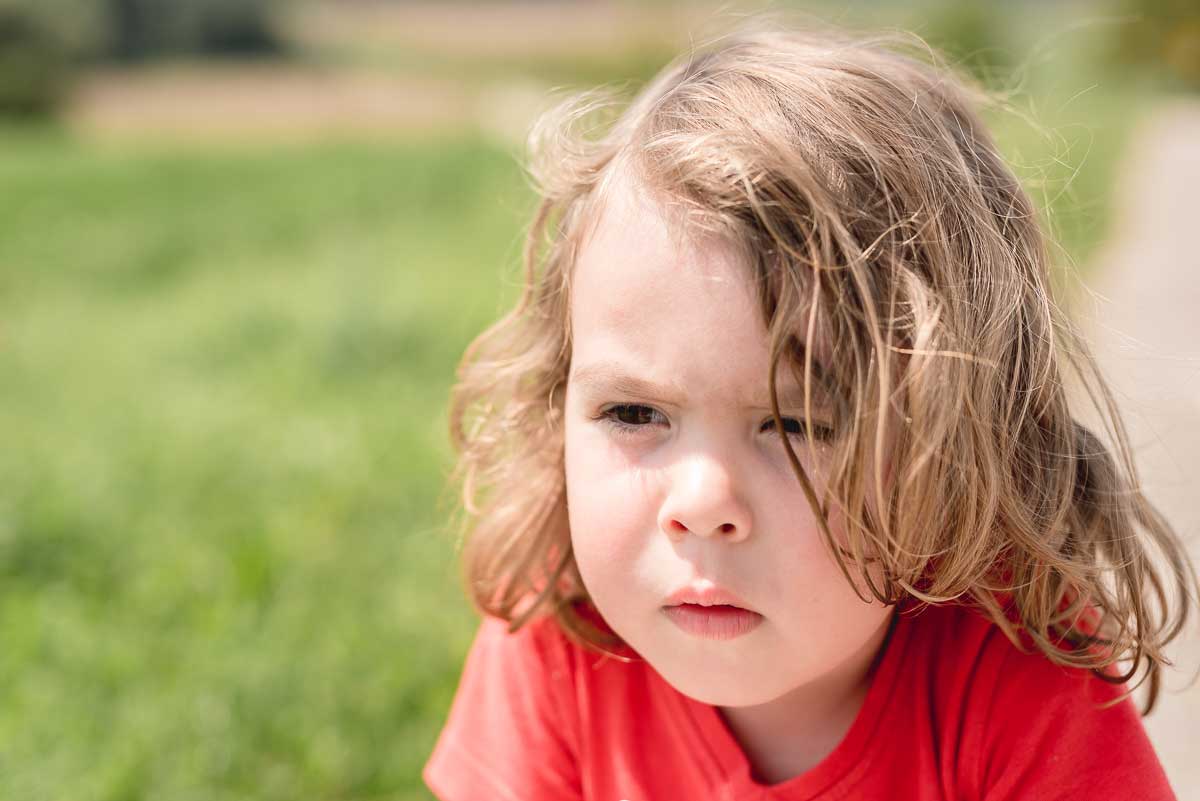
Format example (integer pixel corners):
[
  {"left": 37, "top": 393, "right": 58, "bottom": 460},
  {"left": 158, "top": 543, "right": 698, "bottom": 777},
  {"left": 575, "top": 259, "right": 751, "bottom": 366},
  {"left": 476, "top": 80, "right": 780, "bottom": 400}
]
[
  {"left": 567, "top": 420, "right": 641, "bottom": 479},
  {"left": 817, "top": 501, "right": 892, "bottom": 602},
  {"left": 764, "top": 444, "right": 881, "bottom": 586},
  {"left": 565, "top": 425, "right": 659, "bottom": 548},
  {"left": 765, "top": 440, "right": 835, "bottom": 516}
]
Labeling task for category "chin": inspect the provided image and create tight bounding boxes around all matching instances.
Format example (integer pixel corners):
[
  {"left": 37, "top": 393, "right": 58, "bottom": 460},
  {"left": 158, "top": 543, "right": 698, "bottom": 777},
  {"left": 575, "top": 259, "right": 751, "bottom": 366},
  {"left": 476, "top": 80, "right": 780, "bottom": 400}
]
[{"left": 656, "top": 660, "right": 789, "bottom": 708}]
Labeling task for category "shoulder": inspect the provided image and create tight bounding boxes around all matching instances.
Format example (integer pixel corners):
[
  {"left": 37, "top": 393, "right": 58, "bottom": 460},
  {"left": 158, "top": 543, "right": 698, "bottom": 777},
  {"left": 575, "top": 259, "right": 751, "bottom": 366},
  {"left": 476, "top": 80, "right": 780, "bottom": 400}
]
[
  {"left": 911, "top": 602, "right": 1134, "bottom": 722},
  {"left": 471, "top": 606, "right": 632, "bottom": 681},
  {"left": 901, "top": 601, "right": 1129, "bottom": 701},
  {"left": 444, "top": 611, "right": 582, "bottom": 721},
  {"left": 899, "top": 603, "right": 1173, "bottom": 800},
  {"left": 423, "top": 613, "right": 589, "bottom": 801},
  {"left": 472, "top": 612, "right": 575, "bottom": 669}
]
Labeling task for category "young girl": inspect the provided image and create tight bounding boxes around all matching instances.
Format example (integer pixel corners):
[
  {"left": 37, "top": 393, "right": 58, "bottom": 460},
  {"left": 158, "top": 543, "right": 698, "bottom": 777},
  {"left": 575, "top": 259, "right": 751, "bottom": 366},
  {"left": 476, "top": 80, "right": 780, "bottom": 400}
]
[{"left": 423, "top": 21, "right": 1198, "bottom": 801}]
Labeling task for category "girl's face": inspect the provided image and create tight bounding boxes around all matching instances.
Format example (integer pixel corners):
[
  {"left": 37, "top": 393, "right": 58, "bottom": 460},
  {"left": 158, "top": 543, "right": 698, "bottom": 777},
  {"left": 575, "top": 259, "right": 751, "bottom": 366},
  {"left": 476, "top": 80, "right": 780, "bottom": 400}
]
[{"left": 563, "top": 176, "right": 893, "bottom": 707}]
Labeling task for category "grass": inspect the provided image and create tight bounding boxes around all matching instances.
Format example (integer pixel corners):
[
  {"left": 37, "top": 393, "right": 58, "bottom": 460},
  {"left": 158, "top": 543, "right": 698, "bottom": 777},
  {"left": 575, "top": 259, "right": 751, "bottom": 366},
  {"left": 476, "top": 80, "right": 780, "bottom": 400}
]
[
  {"left": 0, "top": 30, "right": 1151, "bottom": 800},
  {"left": 0, "top": 128, "right": 533, "bottom": 800}
]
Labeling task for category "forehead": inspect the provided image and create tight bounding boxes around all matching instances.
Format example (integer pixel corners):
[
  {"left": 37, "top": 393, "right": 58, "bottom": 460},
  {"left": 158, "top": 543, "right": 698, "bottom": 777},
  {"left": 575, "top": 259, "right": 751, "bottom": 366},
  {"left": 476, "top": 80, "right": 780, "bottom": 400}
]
[
  {"left": 573, "top": 177, "right": 756, "bottom": 325},
  {"left": 568, "top": 173, "right": 792, "bottom": 399},
  {"left": 567, "top": 170, "right": 841, "bottom": 409}
]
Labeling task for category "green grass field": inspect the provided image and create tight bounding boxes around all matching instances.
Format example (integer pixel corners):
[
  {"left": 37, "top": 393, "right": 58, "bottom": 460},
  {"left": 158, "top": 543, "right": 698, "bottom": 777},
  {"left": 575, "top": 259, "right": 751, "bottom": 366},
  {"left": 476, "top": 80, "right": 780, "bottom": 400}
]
[
  {"left": 0, "top": 129, "right": 537, "bottom": 800},
  {"left": 0, "top": 30, "right": 1151, "bottom": 799}
]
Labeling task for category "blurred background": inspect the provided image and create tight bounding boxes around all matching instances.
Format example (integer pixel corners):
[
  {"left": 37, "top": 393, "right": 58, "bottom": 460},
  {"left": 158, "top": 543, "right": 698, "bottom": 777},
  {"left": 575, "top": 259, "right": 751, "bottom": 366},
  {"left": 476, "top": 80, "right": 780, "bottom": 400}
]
[{"left": 1, "top": 0, "right": 1198, "bottom": 799}]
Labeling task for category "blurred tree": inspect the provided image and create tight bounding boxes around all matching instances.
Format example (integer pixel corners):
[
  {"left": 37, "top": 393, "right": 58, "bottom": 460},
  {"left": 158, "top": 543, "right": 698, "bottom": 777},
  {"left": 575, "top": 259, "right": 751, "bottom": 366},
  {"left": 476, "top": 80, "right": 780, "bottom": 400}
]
[
  {"left": 102, "top": 0, "right": 285, "bottom": 61},
  {"left": 0, "top": 0, "right": 286, "bottom": 118},
  {"left": 0, "top": 2, "right": 70, "bottom": 116},
  {"left": 1109, "top": 0, "right": 1200, "bottom": 91}
]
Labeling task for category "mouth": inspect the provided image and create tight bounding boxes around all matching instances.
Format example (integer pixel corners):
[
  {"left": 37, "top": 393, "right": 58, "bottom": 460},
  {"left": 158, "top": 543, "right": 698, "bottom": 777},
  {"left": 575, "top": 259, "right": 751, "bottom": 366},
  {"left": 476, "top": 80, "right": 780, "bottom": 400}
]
[
  {"left": 660, "top": 580, "right": 763, "bottom": 640},
  {"left": 662, "top": 581, "right": 757, "bottom": 612},
  {"left": 662, "top": 603, "right": 764, "bottom": 640}
]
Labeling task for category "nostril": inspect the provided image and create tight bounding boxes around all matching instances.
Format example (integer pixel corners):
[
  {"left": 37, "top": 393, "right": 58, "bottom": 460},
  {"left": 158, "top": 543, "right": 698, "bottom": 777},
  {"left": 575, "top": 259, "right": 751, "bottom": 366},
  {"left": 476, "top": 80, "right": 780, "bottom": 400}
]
[{"left": 719, "top": 523, "right": 735, "bottom": 534}]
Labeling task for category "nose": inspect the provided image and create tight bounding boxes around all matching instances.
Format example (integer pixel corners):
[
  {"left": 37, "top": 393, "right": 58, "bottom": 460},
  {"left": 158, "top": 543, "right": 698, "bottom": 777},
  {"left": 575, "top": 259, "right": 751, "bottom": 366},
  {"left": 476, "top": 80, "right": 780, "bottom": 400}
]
[{"left": 658, "top": 453, "right": 753, "bottom": 544}]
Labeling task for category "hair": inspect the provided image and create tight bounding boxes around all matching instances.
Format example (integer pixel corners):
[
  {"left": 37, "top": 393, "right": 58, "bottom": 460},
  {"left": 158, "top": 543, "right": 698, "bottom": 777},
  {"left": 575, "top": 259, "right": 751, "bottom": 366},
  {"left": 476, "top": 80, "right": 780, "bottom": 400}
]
[{"left": 446, "top": 19, "right": 1198, "bottom": 713}]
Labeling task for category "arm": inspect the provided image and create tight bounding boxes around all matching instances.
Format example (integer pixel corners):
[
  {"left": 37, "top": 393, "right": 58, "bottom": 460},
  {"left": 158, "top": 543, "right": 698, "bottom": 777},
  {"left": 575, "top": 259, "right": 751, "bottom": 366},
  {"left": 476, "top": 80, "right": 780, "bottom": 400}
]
[{"left": 423, "top": 615, "right": 584, "bottom": 801}]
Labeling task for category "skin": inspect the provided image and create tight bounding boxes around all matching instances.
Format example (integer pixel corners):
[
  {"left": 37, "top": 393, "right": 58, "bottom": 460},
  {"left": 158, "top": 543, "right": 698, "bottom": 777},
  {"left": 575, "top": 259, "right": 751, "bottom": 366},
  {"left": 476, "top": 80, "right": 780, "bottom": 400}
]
[{"left": 562, "top": 171, "right": 896, "bottom": 783}]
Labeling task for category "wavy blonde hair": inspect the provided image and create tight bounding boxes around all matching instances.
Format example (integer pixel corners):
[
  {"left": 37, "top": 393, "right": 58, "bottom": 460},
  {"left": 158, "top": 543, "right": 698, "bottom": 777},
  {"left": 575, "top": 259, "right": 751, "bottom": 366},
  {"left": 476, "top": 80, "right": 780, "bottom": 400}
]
[{"left": 447, "top": 20, "right": 1197, "bottom": 712}]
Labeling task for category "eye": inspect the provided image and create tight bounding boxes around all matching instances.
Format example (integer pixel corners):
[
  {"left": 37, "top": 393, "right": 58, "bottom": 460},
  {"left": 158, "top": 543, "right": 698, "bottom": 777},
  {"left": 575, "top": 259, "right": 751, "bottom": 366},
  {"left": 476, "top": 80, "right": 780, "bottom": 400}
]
[
  {"left": 597, "top": 404, "right": 668, "bottom": 438},
  {"left": 761, "top": 416, "right": 835, "bottom": 441}
]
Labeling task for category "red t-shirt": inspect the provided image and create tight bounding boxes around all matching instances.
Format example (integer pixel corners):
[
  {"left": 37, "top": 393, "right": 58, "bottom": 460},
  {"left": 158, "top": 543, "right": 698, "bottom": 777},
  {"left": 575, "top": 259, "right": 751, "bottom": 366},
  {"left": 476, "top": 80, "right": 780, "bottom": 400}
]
[{"left": 423, "top": 603, "right": 1174, "bottom": 800}]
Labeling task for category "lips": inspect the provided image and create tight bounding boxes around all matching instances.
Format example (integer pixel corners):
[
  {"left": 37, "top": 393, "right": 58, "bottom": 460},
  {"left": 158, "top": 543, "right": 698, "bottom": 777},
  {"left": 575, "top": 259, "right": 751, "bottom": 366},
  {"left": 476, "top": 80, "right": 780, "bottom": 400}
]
[
  {"left": 662, "top": 581, "right": 763, "bottom": 640},
  {"left": 663, "top": 581, "right": 757, "bottom": 612},
  {"left": 662, "top": 604, "right": 764, "bottom": 639}
]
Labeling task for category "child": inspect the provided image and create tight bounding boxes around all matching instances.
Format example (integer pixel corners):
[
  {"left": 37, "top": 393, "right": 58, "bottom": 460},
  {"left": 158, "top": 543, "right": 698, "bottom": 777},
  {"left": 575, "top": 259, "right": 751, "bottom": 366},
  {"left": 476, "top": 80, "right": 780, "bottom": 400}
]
[{"left": 423, "top": 20, "right": 1198, "bottom": 801}]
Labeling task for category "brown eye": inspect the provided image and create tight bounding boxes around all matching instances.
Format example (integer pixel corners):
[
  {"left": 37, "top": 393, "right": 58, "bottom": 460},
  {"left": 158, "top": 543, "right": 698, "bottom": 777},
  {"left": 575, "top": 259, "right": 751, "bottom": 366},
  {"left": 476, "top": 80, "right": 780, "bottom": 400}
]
[
  {"left": 762, "top": 417, "right": 834, "bottom": 441},
  {"left": 609, "top": 404, "right": 660, "bottom": 426},
  {"left": 598, "top": 404, "right": 668, "bottom": 438}
]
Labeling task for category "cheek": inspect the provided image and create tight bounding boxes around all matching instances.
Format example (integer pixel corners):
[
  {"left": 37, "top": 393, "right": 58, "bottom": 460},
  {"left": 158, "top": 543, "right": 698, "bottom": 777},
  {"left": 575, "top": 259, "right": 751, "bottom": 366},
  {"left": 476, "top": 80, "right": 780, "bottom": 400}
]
[
  {"left": 817, "top": 500, "right": 892, "bottom": 602},
  {"left": 741, "top": 464, "right": 831, "bottom": 588},
  {"left": 563, "top": 422, "right": 656, "bottom": 568},
  {"left": 763, "top": 461, "right": 886, "bottom": 605}
]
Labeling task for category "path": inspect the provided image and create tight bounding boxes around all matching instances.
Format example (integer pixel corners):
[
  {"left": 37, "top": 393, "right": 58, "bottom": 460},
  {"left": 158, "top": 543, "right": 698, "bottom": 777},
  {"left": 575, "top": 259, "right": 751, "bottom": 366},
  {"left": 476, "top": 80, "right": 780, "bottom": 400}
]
[{"left": 1082, "top": 101, "right": 1200, "bottom": 799}]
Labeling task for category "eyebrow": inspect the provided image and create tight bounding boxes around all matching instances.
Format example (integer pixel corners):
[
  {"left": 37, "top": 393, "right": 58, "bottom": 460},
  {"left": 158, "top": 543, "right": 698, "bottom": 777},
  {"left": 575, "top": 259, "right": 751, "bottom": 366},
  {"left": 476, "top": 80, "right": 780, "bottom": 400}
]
[
  {"left": 569, "top": 358, "right": 831, "bottom": 410},
  {"left": 569, "top": 362, "right": 688, "bottom": 403}
]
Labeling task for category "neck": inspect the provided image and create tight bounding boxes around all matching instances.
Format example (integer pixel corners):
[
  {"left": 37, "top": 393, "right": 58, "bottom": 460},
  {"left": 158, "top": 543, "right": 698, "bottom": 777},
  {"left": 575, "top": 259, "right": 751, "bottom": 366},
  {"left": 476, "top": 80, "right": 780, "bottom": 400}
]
[{"left": 717, "top": 609, "right": 896, "bottom": 785}]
